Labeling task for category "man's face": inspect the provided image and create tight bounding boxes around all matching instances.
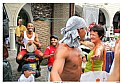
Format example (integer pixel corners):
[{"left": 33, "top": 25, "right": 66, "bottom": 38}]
[
  {"left": 27, "top": 23, "right": 34, "bottom": 32},
  {"left": 24, "top": 70, "right": 32, "bottom": 77},
  {"left": 51, "top": 38, "right": 58, "bottom": 47},
  {"left": 18, "top": 21, "right": 22, "bottom": 25},
  {"left": 78, "top": 27, "right": 87, "bottom": 41}
]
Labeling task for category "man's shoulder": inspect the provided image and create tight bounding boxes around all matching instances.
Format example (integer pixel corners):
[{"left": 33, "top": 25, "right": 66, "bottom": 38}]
[
  {"left": 16, "top": 26, "right": 19, "bottom": 29},
  {"left": 21, "top": 25, "right": 26, "bottom": 28},
  {"left": 47, "top": 46, "right": 51, "bottom": 49},
  {"left": 57, "top": 43, "right": 69, "bottom": 54},
  {"left": 19, "top": 74, "right": 25, "bottom": 79},
  {"left": 34, "top": 33, "right": 38, "bottom": 36},
  {"left": 55, "top": 44, "right": 69, "bottom": 58},
  {"left": 58, "top": 43, "right": 68, "bottom": 49},
  {"left": 46, "top": 45, "right": 54, "bottom": 50}
]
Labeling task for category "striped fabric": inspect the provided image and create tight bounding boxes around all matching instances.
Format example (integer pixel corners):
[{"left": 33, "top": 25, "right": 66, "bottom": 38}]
[{"left": 78, "top": 45, "right": 91, "bottom": 56}]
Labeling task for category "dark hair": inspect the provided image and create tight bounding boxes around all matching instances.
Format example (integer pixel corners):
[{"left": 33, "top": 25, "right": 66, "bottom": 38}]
[
  {"left": 50, "top": 35, "right": 58, "bottom": 40},
  {"left": 90, "top": 25, "right": 105, "bottom": 40}
]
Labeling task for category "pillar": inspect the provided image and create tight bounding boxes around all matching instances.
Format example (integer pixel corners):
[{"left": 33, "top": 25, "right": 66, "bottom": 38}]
[{"left": 9, "top": 26, "right": 17, "bottom": 57}]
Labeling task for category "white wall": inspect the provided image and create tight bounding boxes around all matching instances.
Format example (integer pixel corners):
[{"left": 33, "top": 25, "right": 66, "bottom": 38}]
[{"left": 75, "top": 3, "right": 120, "bottom": 27}]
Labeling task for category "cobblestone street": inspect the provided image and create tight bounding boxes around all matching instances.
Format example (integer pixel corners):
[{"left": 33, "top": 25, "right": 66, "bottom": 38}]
[{"left": 7, "top": 49, "right": 49, "bottom": 82}]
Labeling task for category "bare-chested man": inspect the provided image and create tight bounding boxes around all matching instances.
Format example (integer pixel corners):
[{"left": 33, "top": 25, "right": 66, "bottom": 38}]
[{"left": 50, "top": 16, "right": 87, "bottom": 82}]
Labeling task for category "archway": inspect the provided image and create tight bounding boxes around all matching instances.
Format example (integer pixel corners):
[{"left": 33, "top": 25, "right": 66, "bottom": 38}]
[
  {"left": 98, "top": 10, "right": 106, "bottom": 25},
  {"left": 17, "top": 8, "right": 30, "bottom": 27},
  {"left": 99, "top": 8, "right": 110, "bottom": 28},
  {"left": 113, "top": 11, "right": 120, "bottom": 33}
]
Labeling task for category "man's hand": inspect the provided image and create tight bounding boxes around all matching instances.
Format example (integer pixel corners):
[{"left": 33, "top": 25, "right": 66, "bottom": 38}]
[
  {"left": 28, "top": 40, "right": 33, "bottom": 45},
  {"left": 21, "top": 42, "right": 25, "bottom": 48},
  {"left": 50, "top": 54, "right": 54, "bottom": 58},
  {"left": 82, "top": 56, "right": 86, "bottom": 62}
]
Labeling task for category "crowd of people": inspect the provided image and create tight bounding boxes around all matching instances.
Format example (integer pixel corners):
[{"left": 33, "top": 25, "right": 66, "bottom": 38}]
[{"left": 13, "top": 16, "right": 120, "bottom": 82}]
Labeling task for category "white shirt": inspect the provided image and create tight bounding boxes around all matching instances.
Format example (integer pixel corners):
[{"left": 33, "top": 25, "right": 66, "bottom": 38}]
[
  {"left": 22, "top": 31, "right": 35, "bottom": 49},
  {"left": 18, "top": 74, "right": 35, "bottom": 82}
]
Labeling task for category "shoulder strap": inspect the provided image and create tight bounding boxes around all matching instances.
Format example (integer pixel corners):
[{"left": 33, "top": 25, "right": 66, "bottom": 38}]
[{"left": 102, "top": 48, "right": 106, "bottom": 71}]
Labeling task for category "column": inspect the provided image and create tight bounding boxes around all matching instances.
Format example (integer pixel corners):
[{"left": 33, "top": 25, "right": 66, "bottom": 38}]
[
  {"left": 9, "top": 26, "right": 16, "bottom": 50},
  {"left": 9, "top": 26, "right": 17, "bottom": 58}
]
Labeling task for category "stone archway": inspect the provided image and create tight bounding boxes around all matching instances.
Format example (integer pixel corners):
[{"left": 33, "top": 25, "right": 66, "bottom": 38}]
[
  {"left": 99, "top": 8, "right": 110, "bottom": 28},
  {"left": 113, "top": 11, "right": 120, "bottom": 33},
  {"left": 17, "top": 8, "right": 29, "bottom": 27},
  {"left": 17, "top": 3, "right": 33, "bottom": 26},
  {"left": 98, "top": 10, "right": 106, "bottom": 25},
  {"left": 4, "top": 3, "right": 26, "bottom": 51}
]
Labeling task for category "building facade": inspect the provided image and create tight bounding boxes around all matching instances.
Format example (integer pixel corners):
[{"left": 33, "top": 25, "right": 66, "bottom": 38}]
[
  {"left": 3, "top": 3, "right": 74, "bottom": 54},
  {"left": 3, "top": 3, "right": 120, "bottom": 55},
  {"left": 75, "top": 3, "right": 120, "bottom": 38}
]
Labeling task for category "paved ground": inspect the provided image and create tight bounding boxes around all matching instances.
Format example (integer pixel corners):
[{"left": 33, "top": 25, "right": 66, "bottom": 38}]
[{"left": 7, "top": 49, "right": 49, "bottom": 82}]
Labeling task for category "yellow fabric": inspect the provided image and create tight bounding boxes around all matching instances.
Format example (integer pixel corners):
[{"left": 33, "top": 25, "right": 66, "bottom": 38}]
[
  {"left": 84, "top": 50, "right": 103, "bottom": 73},
  {"left": 15, "top": 25, "right": 27, "bottom": 37}
]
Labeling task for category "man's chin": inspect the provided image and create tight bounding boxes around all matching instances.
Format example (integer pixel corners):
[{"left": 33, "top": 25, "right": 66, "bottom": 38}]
[{"left": 52, "top": 44, "right": 56, "bottom": 47}]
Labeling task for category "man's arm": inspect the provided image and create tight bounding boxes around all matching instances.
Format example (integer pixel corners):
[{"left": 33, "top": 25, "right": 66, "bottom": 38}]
[
  {"left": 80, "top": 41, "right": 94, "bottom": 50},
  {"left": 43, "top": 54, "right": 54, "bottom": 59},
  {"left": 43, "top": 47, "right": 54, "bottom": 59},
  {"left": 107, "top": 37, "right": 120, "bottom": 82},
  {"left": 33, "top": 33, "right": 41, "bottom": 48},
  {"left": 50, "top": 44, "right": 68, "bottom": 82},
  {"left": 17, "top": 32, "right": 24, "bottom": 47}
]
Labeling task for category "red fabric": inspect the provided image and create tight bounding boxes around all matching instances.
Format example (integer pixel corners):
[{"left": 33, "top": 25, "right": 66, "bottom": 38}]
[
  {"left": 3, "top": 45, "right": 9, "bottom": 58},
  {"left": 114, "top": 29, "right": 120, "bottom": 33},
  {"left": 18, "top": 49, "right": 42, "bottom": 56},
  {"left": 88, "top": 23, "right": 95, "bottom": 32},
  {"left": 43, "top": 45, "right": 56, "bottom": 66}
]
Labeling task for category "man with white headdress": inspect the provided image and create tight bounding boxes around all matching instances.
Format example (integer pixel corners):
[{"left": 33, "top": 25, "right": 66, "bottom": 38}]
[{"left": 50, "top": 16, "right": 87, "bottom": 82}]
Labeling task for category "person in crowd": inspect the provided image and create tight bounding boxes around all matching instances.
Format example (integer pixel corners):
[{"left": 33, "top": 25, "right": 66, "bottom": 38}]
[
  {"left": 50, "top": 16, "right": 87, "bottom": 82},
  {"left": 15, "top": 19, "right": 27, "bottom": 54},
  {"left": 79, "top": 37, "right": 94, "bottom": 73},
  {"left": 43, "top": 35, "right": 59, "bottom": 71},
  {"left": 18, "top": 64, "right": 35, "bottom": 82},
  {"left": 5, "top": 35, "right": 10, "bottom": 48},
  {"left": 15, "top": 19, "right": 27, "bottom": 38},
  {"left": 3, "top": 45, "right": 9, "bottom": 59},
  {"left": 3, "top": 35, "right": 9, "bottom": 59},
  {"left": 78, "top": 40, "right": 93, "bottom": 73},
  {"left": 16, "top": 23, "right": 43, "bottom": 72},
  {"left": 43, "top": 35, "right": 59, "bottom": 81},
  {"left": 107, "top": 36, "right": 120, "bottom": 82},
  {"left": 84, "top": 25, "right": 106, "bottom": 72}
]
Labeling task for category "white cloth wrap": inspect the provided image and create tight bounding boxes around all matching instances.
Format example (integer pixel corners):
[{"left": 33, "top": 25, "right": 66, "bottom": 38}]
[{"left": 59, "top": 16, "right": 87, "bottom": 48}]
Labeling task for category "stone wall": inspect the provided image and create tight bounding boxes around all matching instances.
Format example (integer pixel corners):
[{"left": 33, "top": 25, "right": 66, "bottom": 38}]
[
  {"left": 34, "top": 20, "right": 50, "bottom": 52},
  {"left": 53, "top": 3, "right": 70, "bottom": 40},
  {"left": 34, "top": 3, "right": 70, "bottom": 52}
]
